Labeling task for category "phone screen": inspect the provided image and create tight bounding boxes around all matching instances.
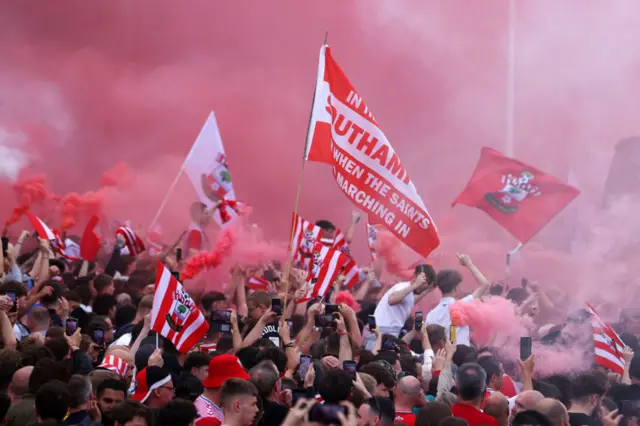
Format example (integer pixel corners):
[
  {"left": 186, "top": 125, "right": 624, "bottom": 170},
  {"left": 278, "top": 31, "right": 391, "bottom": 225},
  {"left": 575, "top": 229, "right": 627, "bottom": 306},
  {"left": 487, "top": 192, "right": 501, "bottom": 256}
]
[
  {"left": 299, "top": 355, "right": 312, "bottom": 379},
  {"left": 93, "top": 328, "right": 105, "bottom": 345},
  {"left": 382, "top": 337, "right": 396, "bottom": 352},
  {"left": 66, "top": 318, "right": 78, "bottom": 336},
  {"left": 367, "top": 315, "right": 376, "bottom": 330},
  {"left": 287, "top": 320, "right": 295, "bottom": 339},
  {"left": 271, "top": 298, "right": 283, "bottom": 316},
  {"left": 176, "top": 248, "right": 183, "bottom": 263},
  {"left": 6, "top": 292, "right": 17, "bottom": 313},
  {"left": 449, "top": 325, "right": 457, "bottom": 343},
  {"left": 211, "top": 310, "right": 231, "bottom": 322},
  {"left": 415, "top": 311, "right": 423, "bottom": 330},
  {"left": 315, "top": 314, "right": 334, "bottom": 328},
  {"left": 324, "top": 304, "right": 339, "bottom": 315},
  {"left": 309, "top": 404, "right": 347, "bottom": 424},
  {"left": 343, "top": 360, "right": 357, "bottom": 379},
  {"left": 520, "top": 337, "right": 532, "bottom": 360}
]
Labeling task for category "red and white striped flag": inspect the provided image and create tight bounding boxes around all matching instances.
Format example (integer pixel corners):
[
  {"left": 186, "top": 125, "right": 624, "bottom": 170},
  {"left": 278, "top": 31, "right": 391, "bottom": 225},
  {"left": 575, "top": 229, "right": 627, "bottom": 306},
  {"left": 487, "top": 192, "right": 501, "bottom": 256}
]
[
  {"left": 116, "top": 226, "right": 146, "bottom": 257},
  {"left": 247, "top": 276, "right": 271, "bottom": 292},
  {"left": 587, "top": 302, "right": 627, "bottom": 375},
  {"left": 151, "top": 263, "right": 209, "bottom": 353},
  {"left": 98, "top": 355, "right": 129, "bottom": 378},
  {"left": 290, "top": 213, "right": 350, "bottom": 269},
  {"left": 296, "top": 242, "right": 359, "bottom": 304},
  {"left": 25, "top": 211, "right": 77, "bottom": 261}
]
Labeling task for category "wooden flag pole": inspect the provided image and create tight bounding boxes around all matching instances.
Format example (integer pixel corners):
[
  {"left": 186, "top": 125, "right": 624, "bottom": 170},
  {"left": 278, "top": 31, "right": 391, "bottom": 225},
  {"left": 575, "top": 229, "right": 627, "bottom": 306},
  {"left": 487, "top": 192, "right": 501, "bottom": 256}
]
[{"left": 282, "top": 32, "right": 328, "bottom": 309}]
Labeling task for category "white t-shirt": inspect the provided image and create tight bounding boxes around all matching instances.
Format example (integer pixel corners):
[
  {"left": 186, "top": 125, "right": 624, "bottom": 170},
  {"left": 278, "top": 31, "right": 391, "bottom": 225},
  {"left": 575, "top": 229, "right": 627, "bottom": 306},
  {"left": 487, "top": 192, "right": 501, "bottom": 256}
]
[
  {"left": 374, "top": 281, "right": 415, "bottom": 329},
  {"left": 426, "top": 295, "right": 474, "bottom": 346}
]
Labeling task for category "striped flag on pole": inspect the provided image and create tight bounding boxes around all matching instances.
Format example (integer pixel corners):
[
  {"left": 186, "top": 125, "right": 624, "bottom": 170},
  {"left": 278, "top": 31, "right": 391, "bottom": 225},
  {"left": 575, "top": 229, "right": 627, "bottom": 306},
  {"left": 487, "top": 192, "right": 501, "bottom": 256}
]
[
  {"left": 296, "top": 242, "right": 359, "bottom": 304},
  {"left": 587, "top": 302, "right": 627, "bottom": 375},
  {"left": 151, "top": 263, "right": 209, "bottom": 353},
  {"left": 25, "top": 211, "right": 78, "bottom": 261},
  {"left": 291, "top": 213, "right": 351, "bottom": 269},
  {"left": 247, "top": 276, "right": 271, "bottom": 292},
  {"left": 116, "top": 226, "right": 146, "bottom": 257}
]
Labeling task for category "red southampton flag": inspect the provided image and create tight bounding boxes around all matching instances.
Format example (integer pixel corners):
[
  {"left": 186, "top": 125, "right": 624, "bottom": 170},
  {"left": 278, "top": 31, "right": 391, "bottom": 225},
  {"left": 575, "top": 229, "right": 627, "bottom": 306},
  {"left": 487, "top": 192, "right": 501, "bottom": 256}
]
[
  {"left": 296, "top": 242, "right": 359, "bottom": 304},
  {"left": 587, "top": 303, "right": 627, "bottom": 375},
  {"left": 305, "top": 45, "right": 439, "bottom": 258},
  {"left": 151, "top": 263, "right": 209, "bottom": 353},
  {"left": 453, "top": 147, "right": 580, "bottom": 243}
]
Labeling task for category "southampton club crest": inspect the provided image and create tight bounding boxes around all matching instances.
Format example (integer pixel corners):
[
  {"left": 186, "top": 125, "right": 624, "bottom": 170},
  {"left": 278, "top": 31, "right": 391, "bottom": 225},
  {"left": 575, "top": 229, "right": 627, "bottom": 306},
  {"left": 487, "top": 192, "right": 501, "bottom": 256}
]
[
  {"left": 165, "top": 292, "right": 194, "bottom": 333},
  {"left": 485, "top": 171, "right": 542, "bottom": 214},
  {"left": 200, "top": 152, "right": 233, "bottom": 204},
  {"left": 298, "top": 230, "right": 317, "bottom": 259}
]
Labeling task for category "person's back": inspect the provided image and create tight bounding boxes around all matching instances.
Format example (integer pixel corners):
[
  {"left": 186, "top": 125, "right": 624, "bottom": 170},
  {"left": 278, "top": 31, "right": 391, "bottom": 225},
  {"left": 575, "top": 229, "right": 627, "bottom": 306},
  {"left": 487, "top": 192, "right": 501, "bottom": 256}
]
[
  {"left": 567, "top": 373, "right": 606, "bottom": 426},
  {"left": 451, "top": 363, "right": 500, "bottom": 426},
  {"left": 426, "top": 255, "right": 491, "bottom": 346}
]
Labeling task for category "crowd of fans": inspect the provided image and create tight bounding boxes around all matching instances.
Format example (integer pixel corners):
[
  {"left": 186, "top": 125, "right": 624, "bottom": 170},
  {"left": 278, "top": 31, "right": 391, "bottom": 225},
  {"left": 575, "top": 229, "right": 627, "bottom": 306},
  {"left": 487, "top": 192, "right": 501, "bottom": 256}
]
[{"left": 0, "top": 216, "right": 639, "bottom": 426}]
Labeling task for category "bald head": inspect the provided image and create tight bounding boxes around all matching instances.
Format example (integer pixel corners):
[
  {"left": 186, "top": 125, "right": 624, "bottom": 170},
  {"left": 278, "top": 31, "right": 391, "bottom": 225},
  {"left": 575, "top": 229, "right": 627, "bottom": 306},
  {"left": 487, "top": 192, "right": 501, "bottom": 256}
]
[
  {"left": 536, "top": 398, "right": 569, "bottom": 426},
  {"left": 512, "top": 391, "right": 545, "bottom": 418},
  {"left": 397, "top": 376, "right": 422, "bottom": 396},
  {"left": 484, "top": 392, "right": 509, "bottom": 426},
  {"left": 9, "top": 366, "right": 34, "bottom": 403}
]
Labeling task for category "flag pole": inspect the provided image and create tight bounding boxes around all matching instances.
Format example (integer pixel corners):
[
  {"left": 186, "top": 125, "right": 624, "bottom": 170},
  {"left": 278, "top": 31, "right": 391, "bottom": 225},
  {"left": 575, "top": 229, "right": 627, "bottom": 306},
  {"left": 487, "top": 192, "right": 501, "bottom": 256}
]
[
  {"left": 505, "top": 242, "right": 523, "bottom": 277},
  {"left": 282, "top": 32, "right": 328, "bottom": 309},
  {"left": 148, "top": 127, "right": 201, "bottom": 231},
  {"left": 505, "top": 0, "right": 516, "bottom": 157}
]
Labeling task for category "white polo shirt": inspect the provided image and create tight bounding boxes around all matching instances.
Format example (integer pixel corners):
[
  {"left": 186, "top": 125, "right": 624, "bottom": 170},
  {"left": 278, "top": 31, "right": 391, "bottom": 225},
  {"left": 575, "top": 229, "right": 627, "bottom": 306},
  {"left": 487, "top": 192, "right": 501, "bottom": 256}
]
[
  {"left": 426, "top": 295, "right": 474, "bottom": 346},
  {"left": 374, "top": 281, "right": 415, "bottom": 330}
]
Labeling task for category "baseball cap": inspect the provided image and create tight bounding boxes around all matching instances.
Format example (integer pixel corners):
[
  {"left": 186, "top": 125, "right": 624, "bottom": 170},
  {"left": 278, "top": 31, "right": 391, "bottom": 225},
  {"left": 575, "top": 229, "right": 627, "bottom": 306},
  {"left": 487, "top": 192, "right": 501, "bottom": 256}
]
[
  {"left": 131, "top": 366, "right": 172, "bottom": 403},
  {"left": 201, "top": 354, "right": 249, "bottom": 388}
]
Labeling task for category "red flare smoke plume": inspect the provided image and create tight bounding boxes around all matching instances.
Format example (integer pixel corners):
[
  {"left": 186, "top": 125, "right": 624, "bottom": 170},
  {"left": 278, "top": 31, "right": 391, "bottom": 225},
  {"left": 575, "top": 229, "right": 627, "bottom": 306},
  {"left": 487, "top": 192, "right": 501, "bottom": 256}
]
[
  {"left": 4, "top": 175, "right": 49, "bottom": 230},
  {"left": 181, "top": 227, "right": 235, "bottom": 281}
]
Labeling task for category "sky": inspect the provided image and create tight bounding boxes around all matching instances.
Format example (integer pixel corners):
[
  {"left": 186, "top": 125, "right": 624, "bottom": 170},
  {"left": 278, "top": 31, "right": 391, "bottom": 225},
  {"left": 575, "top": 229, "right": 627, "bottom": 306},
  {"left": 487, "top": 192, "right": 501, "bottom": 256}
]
[{"left": 2, "top": 1, "right": 640, "bottom": 311}]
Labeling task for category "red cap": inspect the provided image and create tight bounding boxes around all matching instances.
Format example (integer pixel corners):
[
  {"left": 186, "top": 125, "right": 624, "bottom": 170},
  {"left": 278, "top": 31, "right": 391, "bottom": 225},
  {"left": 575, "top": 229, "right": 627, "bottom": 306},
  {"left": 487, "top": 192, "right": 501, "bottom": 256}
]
[{"left": 201, "top": 354, "right": 249, "bottom": 388}]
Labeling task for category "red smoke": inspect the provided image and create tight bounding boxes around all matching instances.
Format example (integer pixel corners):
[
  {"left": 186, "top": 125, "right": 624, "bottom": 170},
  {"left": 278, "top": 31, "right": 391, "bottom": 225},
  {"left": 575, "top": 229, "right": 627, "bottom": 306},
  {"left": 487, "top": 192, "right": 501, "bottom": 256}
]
[
  {"left": 181, "top": 228, "right": 235, "bottom": 281},
  {"left": 3, "top": 175, "right": 50, "bottom": 230},
  {"left": 3, "top": 2, "right": 640, "bottom": 316}
]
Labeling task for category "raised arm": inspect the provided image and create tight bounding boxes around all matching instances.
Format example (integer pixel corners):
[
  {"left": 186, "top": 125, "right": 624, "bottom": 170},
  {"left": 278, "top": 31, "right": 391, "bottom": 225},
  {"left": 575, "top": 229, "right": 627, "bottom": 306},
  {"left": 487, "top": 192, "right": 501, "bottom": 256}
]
[
  {"left": 344, "top": 210, "right": 361, "bottom": 244},
  {"left": 457, "top": 254, "right": 491, "bottom": 299}
]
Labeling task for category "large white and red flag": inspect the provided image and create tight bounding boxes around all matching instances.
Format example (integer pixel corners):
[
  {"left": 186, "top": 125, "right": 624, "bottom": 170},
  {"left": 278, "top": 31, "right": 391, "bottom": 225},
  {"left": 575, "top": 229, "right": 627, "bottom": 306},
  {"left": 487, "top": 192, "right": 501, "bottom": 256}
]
[
  {"left": 586, "top": 302, "right": 627, "bottom": 375},
  {"left": 25, "top": 211, "right": 77, "bottom": 261},
  {"left": 151, "top": 262, "right": 209, "bottom": 353},
  {"left": 290, "top": 213, "right": 350, "bottom": 269},
  {"left": 296, "top": 242, "right": 359, "bottom": 304},
  {"left": 305, "top": 45, "right": 439, "bottom": 258},
  {"left": 183, "top": 112, "right": 237, "bottom": 226}
]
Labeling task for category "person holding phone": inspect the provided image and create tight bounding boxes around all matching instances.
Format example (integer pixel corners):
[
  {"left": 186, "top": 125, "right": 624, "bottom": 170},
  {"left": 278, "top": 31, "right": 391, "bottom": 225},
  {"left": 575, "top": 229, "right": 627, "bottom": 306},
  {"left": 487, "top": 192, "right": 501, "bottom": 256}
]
[
  {"left": 370, "top": 264, "right": 436, "bottom": 343},
  {"left": 426, "top": 254, "right": 491, "bottom": 346}
]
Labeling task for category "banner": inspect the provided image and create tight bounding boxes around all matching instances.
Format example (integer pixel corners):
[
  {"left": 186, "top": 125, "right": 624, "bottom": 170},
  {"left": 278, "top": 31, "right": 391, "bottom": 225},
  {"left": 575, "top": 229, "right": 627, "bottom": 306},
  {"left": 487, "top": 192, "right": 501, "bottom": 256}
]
[
  {"left": 183, "top": 112, "right": 236, "bottom": 226},
  {"left": 305, "top": 45, "right": 440, "bottom": 258},
  {"left": 453, "top": 147, "right": 580, "bottom": 243}
]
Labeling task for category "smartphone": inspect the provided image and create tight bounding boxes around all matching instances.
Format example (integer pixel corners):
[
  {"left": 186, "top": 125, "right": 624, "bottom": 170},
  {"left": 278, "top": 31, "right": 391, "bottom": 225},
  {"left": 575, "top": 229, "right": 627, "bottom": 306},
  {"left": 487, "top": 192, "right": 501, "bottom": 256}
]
[
  {"left": 415, "top": 353, "right": 425, "bottom": 364},
  {"left": 292, "top": 389, "right": 308, "bottom": 406},
  {"left": 309, "top": 403, "right": 347, "bottom": 424},
  {"left": 520, "top": 337, "right": 532, "bottom": 360},
  {"left": 6, "top": 291, "right": 17, "bottom": 313},
  {"left": 93, "top": 328, "right": 105, "bottom": 346},
  {"left": 65, "top": 318, "right": 78, "bottom": 336},
  {"left": 449, "top": 325, "right": 457, "bottom": 343},
  {"left": 299, "top": 355, "right": 312, "bottom": 380},
  {"left": 367, "top": 315, "right": 376, "bottom": 330},
  {"left": 211, "top": 310, "right": 231, "bottom": 322},
  {"left": 415, "top": 311, "right": 423, "bottom": 330},
  {"left": 325, "top": 304, "right": 339, "bottom": 315},
  {"left": 271, "top": 298, "right": 283, "bottom": 316},
  {"left": 1, "top": 237, "right": 8, "bottom": 255},
  {"left": 315, "top": 314, "right": 334, "bottom": 328},
  {"left": 343, "top": 360, "right": 357, "bottom": 380},
  {"left": 382, "top": 337, "right": 396, "bottom": 352},
  {"left": 176, "top": 248, "right": 183, "bottom": 263},
  {"left": 287, "top": 319, "right": 295, "bottom": 339},
  {"left": 171, "top": 271, "right": 180, "bottom": 280}
]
